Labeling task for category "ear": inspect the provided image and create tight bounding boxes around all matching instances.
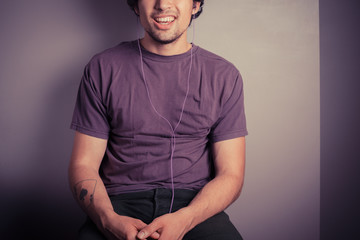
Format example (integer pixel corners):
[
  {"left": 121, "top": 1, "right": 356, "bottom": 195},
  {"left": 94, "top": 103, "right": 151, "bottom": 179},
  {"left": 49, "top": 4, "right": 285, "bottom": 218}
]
[
  {"left": 192, "top": 1, "right": 201, "bottom": 16},
  {"left": 134, "top": 6, "right": 140, "bottom": 16}
]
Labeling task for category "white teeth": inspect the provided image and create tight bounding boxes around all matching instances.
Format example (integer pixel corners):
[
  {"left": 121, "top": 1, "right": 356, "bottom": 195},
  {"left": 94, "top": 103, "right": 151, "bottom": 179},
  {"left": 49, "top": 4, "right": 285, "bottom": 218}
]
[{"left": 155, "top": 17, "right": 175, "bottom": 23}]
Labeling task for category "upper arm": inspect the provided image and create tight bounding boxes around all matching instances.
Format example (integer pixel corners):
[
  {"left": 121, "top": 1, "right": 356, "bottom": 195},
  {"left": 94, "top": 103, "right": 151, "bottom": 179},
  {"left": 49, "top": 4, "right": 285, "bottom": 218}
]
[
  {"left": 69, "top": 131, "right": 108, "bottom": 171},
  {"left": 212, "top": 137, "right": 246, "bottom": 178}
]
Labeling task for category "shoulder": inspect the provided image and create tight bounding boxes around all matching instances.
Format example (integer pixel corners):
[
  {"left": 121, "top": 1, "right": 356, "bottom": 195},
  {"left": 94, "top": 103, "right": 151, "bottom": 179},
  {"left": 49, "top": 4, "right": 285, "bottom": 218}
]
[
  {"left": 195, "top": 46, "right": 242, "bottom": 87},
  {"left": 81, "top": 41, "right": 138, "bottom": 89},
  {"left": 87, "top": 41, "right": 138, "bottom": 69},
  {"left": 195, "top": 46, "right": 240, "bottom": 77}
]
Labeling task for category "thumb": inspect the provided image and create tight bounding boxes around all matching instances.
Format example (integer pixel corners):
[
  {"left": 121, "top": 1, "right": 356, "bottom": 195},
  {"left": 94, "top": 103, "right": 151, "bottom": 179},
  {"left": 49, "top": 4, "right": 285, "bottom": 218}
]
[{"left": 134, "top": 219, "right": 147, "bottom": 229}]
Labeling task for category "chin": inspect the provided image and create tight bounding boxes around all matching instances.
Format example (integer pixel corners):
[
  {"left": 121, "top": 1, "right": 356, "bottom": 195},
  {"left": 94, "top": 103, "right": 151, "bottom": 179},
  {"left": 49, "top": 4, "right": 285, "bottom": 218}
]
[
  {"left": 150, "top": 33, "right": 183, "bottom": 45},
  {"left": 154, "top": 38, "right": 177, "bottom": 45}
]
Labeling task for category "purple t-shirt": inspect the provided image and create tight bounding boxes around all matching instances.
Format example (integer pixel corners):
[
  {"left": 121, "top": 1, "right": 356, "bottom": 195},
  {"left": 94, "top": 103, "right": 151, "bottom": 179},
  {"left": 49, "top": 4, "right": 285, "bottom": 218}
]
[{"left": 71, "top": 41, "right": 247, "bottom": 195}]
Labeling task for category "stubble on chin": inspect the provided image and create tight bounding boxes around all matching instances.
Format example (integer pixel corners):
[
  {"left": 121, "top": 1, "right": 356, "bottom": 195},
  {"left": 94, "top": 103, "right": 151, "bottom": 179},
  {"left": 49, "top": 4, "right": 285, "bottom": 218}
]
[{"left": 146, "top": 29, "right": 184, "bottom": 45}]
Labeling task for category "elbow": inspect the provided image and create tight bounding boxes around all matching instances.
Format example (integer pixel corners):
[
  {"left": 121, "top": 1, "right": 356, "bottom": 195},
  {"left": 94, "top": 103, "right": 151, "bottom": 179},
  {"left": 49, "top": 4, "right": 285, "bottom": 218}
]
[
  {"left": 67, "top": 161, "right": 98, "bottom": 186},
  {"left": 231, "top": 174, "right": 244, "bottom": 200},
  {"left": 216, "top": 173, "right": 244, "bottom": 202}
]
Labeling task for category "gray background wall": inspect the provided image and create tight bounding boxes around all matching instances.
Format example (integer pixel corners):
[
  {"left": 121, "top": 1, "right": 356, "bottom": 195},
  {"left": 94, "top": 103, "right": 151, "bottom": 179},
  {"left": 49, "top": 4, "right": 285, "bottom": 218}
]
[
  {"left": 5, "top": 0, "right": 356, "bottom": 239},
  {"left": 199, "top": 1, "right": 320, "bottom": 240}
]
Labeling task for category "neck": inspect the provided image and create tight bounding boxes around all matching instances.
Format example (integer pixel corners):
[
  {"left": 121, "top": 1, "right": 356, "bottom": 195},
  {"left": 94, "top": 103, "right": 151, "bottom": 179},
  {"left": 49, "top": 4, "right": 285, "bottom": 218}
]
[{"left": 140, "top": 34, "right": 192, "bottom": 56}]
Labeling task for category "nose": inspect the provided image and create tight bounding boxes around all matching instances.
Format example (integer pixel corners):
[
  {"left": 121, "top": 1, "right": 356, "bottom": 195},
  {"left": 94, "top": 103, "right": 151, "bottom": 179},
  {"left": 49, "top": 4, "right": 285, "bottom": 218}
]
[{"left": 154, "top": 0, "right": 172, "bottom": 11}]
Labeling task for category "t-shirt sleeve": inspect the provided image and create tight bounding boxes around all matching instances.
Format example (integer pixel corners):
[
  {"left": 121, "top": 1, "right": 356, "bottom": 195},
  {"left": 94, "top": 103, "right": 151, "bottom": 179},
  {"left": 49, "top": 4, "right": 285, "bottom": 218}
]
[
  {"left": 209, "top": 72, "right": 248, "bottom": 142},
  {"left": 70, "top": 64, "right": 110, "bottom": 139}
]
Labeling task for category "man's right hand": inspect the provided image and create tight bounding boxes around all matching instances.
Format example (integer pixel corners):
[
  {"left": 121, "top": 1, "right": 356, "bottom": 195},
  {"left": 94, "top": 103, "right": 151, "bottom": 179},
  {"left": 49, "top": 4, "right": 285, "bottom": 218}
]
[
  {"left": 69, "top": 132, "right": 160, "bottom": 240},
  {"left": 100, "top": 213, "right": 160, "bottom": 240}
]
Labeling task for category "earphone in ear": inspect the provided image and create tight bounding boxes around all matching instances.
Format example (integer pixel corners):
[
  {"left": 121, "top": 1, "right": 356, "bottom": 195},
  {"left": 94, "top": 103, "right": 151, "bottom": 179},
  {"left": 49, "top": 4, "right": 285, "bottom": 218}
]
[{"left": 192, "top": 5, "right": 197, "bottom": 18}]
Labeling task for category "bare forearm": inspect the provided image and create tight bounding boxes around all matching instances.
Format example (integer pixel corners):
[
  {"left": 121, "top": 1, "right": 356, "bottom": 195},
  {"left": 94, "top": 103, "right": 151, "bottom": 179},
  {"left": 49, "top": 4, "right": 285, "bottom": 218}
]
[
  {"left": 180, "top": 174, "right": 243, "bottom": 230},
  {"left": 180, "top": 137, "right": 246, "bottom": 229},
  {"left": 69, "top": 164, "right": 114, "bottom": 229},
  {"left": 136, "top": 173, "right": 244, "bottom": 240}
]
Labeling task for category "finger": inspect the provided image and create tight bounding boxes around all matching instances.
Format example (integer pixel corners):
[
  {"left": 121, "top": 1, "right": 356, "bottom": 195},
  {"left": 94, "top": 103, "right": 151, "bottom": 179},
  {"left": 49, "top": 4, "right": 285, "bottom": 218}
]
[
  {"left": 137, "top": 221, "right": 161, "bottom": 239},
  {"left": 157, "top": 227, "right": 186, "bottom": 240},
  {"left": 150, "top": 231, "right": 160, "bottom": 239}
]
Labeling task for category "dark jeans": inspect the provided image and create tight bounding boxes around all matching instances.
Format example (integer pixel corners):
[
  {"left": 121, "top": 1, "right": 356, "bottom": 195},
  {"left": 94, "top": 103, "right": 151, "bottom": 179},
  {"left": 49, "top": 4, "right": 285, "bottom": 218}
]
[{"left": 78, "top": 188, "right": 243, "bottom": 240}]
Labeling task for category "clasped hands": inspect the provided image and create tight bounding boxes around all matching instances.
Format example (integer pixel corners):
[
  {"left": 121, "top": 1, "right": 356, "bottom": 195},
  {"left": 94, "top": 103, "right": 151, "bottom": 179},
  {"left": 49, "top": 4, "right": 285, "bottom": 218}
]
[{"left": 102, "top": 208, "right": 193, "bottom": 240}]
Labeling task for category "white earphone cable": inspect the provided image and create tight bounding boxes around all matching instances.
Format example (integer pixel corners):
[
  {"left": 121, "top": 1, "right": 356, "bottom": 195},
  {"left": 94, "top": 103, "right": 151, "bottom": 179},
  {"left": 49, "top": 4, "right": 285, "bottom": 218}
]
[{"left": 137, "top": 17, "right": 195, "bottom": 213}]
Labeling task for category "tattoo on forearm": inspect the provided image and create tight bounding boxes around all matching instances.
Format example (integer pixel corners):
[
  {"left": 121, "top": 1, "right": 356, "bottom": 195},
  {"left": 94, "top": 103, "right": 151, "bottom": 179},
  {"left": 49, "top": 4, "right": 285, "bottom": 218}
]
[{"left": 73, "top": 179, "right": 97, "bottom": 208}]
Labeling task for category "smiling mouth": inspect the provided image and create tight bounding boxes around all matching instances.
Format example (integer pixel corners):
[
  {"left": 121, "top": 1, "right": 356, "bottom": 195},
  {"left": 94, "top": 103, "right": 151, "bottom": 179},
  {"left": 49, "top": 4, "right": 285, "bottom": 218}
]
[{"left": 154, "top": 16, "right": 175, "bottom": 25}]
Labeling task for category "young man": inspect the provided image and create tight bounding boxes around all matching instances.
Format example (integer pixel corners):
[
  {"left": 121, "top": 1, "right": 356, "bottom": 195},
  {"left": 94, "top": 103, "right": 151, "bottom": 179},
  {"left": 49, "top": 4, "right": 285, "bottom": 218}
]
[{"left": 69, "top": 0, "right": 247, "bottom": 239}]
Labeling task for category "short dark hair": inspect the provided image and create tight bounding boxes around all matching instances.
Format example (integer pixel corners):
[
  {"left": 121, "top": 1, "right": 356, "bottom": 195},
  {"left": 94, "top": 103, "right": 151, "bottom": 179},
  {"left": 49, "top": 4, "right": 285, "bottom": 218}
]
[{"left": 127, "top": 0, "right": 204, "bottom": 19}]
